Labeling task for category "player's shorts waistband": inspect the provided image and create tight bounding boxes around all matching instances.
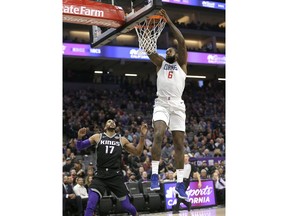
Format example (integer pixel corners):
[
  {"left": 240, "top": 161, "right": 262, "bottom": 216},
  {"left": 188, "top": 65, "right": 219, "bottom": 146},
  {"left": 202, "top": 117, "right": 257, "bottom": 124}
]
[
  {"left": 157, "top": 96, "right": 182, "bottom": 100},
  {"left": 97, "top": 167, "right": 119, "bottom": 172}
]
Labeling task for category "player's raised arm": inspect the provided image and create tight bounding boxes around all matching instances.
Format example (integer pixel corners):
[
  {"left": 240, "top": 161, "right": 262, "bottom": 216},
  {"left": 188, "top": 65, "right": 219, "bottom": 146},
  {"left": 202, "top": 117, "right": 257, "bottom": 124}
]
[
  {"left": 159, "top": 9, "right": 187, "bottom": 68},
  {"left": 122, "top": 123, "right": 148, "bottom": 156},
  {"left": 76, "top": 127, "right": 100, "bottom": 151}
]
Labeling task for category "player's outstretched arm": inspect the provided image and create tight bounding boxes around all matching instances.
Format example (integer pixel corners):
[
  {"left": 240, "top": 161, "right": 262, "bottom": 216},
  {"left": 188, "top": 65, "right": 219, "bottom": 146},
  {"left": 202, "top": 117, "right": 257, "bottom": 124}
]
[
  {"left": 195, "top": 172, "right": 202, "bottom": 188},
  {"left": 123, "top": 123, "right": 148, "bottom": 156}
]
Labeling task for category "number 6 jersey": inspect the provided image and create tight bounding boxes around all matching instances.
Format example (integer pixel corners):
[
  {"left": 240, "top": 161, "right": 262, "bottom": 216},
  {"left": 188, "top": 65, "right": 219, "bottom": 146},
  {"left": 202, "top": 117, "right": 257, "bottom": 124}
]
[{"left": 156, "top": 60, "right": 186, "bottom": 99}]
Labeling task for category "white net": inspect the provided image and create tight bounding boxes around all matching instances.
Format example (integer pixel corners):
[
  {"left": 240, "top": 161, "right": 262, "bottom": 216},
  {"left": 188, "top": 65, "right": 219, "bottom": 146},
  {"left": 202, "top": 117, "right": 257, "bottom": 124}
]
[{"left": 134, "top": 15, "right": 166, "bottom": 55}]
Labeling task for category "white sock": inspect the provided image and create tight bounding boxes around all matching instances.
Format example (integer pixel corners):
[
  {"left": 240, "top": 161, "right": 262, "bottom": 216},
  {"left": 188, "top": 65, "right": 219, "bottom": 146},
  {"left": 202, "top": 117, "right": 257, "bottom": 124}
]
[
  {"left": 176, "top": 169, "right": 184, "bottom": 183},
  {"left": 152, "top": 160, "right": 160, "bottom": 175}
]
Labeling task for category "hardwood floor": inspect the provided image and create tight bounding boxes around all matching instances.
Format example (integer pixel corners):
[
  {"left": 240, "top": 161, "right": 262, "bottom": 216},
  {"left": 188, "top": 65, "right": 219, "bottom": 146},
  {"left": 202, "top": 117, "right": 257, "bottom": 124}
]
[
  {"left": 139, "top": 206, "right": 225, "bottom": 215},
  {"left": 108, "top": 206, "right": 225, "bottom": 216}
]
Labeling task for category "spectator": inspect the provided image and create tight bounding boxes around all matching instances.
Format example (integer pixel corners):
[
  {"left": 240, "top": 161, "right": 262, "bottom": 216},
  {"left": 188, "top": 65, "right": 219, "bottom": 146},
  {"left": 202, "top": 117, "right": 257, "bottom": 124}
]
[
  {"left": 74, "top": 160, "right": 85, "bottom": 178},
  {"left": 162, "top": 171, "right": 175, "bottom": 182},
  {"left": 69, "top": 170, "right": 77, "bottom": 186},
  {"left": 63, "top": 157, "right": 73, "bottom": 173},
  {"left": 138, "top": 171, "right": 149, "bottom": 193},
  {"left": 63, "top": 154, "right": 67, "bottom": 166},
  {"left": 128, "top": 172, "right": 138, "bottom": 183},
  {"left": 158, "top": 157, "right": 167, "bottom": 176},
  {"left": 85, "top": 167, "right": 94, "bottom": 179},
  {"left": 183, "top": 139, "right": 191, "bottom": 154},
  {"left": 199, "top": 160, "right": 210, "bottom": 175},
  {"left": 200, "top": 169, "right": 209, "bottom": 179},
  {"left": 67, "top": 138, "right": 78, "bottom": 155},
  {"left": 123, "top": 129, "right": 133, "bottom": 142},
  {"left": 135, "top": 166, "right": 145, "bottom": 181},
  {"left": 73, "top": 177, "right": 89, "bottom": 213},
  {"left": 206, "top": 139, "right": 216, "bottom": 152},
  {"left": 142, "top": 156, "right": 151, "bottom": 175},
  {"left": 213, "top": 148, "right": 222, "bottom": 157},
  {"left": 218, "top": 167, "right": 226, "bottom": 180},
  {"left": 86, "top": 162, "right": 96, "bottom": 173},
  {"left": 123, "top": 167, "right": 133, "bottom": 182},
  {"left": 202, "top": 148, "right": 213, "bottom": 158},
  {"left": 161, "top": 137, "right": 172, "bottom": 160},
  {"left": 212, "top": 171, "right": 225, "bottom": 206},
  {"left": 65, "top": 148, "right": 72, "bottom": 159},
  {"left": 63, "top": 175, "right": 83, "bottom": 216},
  {"left": 85, "top": 175, "right": 93, "bottom": 192}
]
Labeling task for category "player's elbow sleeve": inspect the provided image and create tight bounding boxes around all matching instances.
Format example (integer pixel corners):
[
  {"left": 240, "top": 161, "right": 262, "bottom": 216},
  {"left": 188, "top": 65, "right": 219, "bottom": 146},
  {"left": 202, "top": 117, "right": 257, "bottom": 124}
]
[{"left": 76, "top": 139, "right": 91, "bottom": 150}]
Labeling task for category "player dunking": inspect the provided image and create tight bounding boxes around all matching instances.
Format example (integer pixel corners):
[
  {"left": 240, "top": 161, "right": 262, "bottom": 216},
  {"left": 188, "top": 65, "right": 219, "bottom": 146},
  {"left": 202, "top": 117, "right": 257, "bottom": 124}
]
[
  {"left": 146, "top": 9, "right": 189, "bottom": 200},
  {"left": 76, "top": 119, "right": 148, "bottom": 216}
]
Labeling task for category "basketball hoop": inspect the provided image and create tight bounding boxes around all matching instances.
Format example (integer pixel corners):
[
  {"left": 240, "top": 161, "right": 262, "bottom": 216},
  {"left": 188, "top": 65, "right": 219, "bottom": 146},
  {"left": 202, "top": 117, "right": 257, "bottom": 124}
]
[{"left": 134, "top": 15, "right": 167, "bottom": 55}]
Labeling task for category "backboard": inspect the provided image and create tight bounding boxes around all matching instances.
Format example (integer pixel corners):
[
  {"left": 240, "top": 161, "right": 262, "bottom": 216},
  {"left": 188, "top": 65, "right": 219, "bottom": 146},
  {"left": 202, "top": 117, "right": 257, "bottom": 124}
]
[
  {"left": 90, "top": 0, "right": 163, "bottom": 48},
  {"left": 63, "top": 0, "right": 163, "bottom": 48}
]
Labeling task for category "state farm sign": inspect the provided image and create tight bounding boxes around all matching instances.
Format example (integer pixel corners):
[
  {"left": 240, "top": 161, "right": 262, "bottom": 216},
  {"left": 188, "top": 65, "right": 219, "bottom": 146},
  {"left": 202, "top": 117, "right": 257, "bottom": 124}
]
[{"left": 62, "top": 0, "right": 125, "bottom": 28}]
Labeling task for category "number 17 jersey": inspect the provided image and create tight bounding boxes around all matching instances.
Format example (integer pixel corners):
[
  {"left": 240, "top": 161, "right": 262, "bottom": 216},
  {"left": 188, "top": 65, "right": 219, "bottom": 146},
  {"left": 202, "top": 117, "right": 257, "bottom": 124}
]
[{"left": 96, "top": 133, "right": 123, "bottom": 170}]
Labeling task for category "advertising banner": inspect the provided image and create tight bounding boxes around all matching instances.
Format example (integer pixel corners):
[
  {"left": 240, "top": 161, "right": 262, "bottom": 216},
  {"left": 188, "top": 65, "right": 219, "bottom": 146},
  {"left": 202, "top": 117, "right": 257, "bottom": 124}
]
[
  {"left": 162, "top": 180, "right": 216, "bottom": 211},
  {"left": 63, "top": 43, "right": 226, "bottom": 65}
]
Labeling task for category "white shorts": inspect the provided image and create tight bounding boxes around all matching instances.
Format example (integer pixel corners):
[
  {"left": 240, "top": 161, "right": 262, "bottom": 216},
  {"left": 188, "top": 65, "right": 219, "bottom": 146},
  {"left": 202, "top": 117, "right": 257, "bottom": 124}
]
[{"left": 152, "top": 97, "right": 186, "bottom": 132}]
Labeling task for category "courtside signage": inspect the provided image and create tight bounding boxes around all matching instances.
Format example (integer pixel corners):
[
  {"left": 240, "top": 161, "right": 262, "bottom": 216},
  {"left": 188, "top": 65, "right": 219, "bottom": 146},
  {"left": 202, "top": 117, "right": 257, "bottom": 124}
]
[
  {"left": 63, "top": 43, "right": 226, "bottom": 65},
  {"left": 162, "top": 0, "right": 225, "bottom": 10},
  {"left": 162, "top": 180, "right": 216, "bottom": 211}
]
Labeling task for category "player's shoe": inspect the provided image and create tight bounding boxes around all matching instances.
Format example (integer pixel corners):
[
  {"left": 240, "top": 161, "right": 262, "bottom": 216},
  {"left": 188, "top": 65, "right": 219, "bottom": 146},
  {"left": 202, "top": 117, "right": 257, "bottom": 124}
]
[
  {"left": 186, "top": 201, "right": 191, "bottom": 211},
  {"left": 172, "top": 205, "right": 179, "bottom": 214},
  {"left": 150, "top": 174, "right": 160, "bottom": 191},
  {"left": 175, "top": 182, "right": 188, "bottom": 200}
]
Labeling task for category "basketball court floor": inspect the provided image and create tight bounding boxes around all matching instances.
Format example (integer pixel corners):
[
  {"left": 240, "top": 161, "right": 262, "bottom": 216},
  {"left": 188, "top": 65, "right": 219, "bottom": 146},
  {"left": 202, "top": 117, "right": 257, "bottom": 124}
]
[{"left": 108, "top": 206, "right": 225, "bottom": 216}]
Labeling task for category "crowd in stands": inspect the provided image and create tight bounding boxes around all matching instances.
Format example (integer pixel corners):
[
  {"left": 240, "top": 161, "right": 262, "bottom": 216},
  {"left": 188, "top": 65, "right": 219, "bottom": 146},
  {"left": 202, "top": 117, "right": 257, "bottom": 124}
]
[
  {"left": 173, "top": 20, "right": 225, "bottom": 33},
  {"left": 63, "top": 79, "right": 225, "bottom": 215}
]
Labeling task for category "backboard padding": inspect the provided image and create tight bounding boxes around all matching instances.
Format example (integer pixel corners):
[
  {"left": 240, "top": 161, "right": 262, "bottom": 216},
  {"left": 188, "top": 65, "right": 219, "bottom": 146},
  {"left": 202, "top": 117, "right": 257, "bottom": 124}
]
[{"left": 90, "top": 0, "right": 163, "bottom": 48}]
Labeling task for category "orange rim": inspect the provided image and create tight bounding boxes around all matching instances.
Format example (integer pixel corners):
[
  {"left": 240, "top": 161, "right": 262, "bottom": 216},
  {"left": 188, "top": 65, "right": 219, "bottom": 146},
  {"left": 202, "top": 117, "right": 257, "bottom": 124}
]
[
  {"left": 148, "top": 15, "right": 166, "bottom": 22},
  {"left": 134, "top": 15, "right": 166, "bottom": 29}
]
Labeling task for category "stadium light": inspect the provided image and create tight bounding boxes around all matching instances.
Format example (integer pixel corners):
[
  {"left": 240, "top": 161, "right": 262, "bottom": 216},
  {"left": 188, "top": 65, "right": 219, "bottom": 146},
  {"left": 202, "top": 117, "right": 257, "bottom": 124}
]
[
  {"left": 125, "top": 73, "right": 137, "bottom": 77},
  {"left": 186, "top": 75, "right": 206, "bottom": 79}
]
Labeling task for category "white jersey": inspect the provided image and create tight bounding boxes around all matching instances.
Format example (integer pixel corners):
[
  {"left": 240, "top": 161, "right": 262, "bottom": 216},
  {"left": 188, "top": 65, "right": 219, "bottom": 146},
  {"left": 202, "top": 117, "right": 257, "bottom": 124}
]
[
  {"left": 156, "top": 60, "right": 186, "bottom": 99},
  {"left": 183, "top": 163, "right": 192, "bottom": 179}
]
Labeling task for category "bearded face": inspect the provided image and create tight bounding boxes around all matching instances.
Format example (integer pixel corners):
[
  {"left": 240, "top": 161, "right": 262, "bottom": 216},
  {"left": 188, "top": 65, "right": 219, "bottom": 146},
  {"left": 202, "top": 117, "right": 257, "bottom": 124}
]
[
  {"left": 165, "top": 55, "right": 176, "bottom": 64},
  {"left": 165, "top": 47, "right": 177, "bottom": 64},
  {"left": 104, "top": 119, "right": 116, "bottom": 131}
]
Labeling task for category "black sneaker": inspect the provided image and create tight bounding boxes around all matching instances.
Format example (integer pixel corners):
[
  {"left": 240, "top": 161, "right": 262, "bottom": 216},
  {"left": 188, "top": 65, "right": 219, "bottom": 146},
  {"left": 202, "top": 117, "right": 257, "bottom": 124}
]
[
  {"left": 172, "top": 205, "right": 179, "bottom": 214},
  {"left": 187, "top": 202, "right": 191, "bottom": 211}
]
